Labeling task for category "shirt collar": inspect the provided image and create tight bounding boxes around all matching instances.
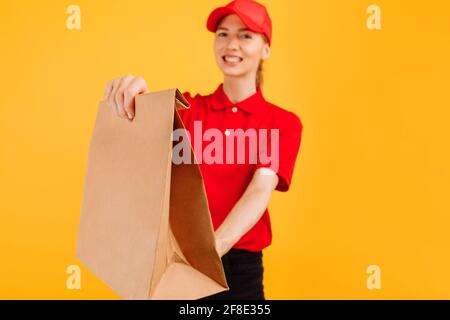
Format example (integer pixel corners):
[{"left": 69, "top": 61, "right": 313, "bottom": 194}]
[{"left": 211, "top": 83, "right": 267, "bottom": 114}]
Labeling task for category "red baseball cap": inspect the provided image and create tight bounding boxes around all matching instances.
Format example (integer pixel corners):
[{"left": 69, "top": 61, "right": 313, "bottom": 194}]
[{"left": 206, "top": 0, "right": 272, "bottom": 46}]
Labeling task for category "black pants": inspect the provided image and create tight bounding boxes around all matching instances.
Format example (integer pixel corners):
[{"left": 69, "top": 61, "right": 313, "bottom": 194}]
[{"left": 200, "top": 249, "right": 265, "bottom": 300}]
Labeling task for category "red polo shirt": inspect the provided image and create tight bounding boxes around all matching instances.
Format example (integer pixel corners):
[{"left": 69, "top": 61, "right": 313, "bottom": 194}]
[{"left": 178, "top": 83, "right": 303, "bottom": 252}]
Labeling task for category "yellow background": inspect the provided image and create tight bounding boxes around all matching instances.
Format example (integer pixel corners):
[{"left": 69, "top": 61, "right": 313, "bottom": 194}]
[{"left": 1, "top": 0, "right": 449, "bottom": 299}]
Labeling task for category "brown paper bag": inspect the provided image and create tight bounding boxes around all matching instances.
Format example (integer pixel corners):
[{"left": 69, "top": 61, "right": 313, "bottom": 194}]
[{"left": 76, "top": 89, "right": 228, "bottom": 299}]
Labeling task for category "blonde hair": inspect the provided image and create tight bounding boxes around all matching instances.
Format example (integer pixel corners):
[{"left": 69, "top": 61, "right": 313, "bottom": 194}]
[
  {"left": 256, "top": 60, "right": 264, "bottom": 89},
  {"left": 256, "top": 35, "right": 268, "bottom": 89}
]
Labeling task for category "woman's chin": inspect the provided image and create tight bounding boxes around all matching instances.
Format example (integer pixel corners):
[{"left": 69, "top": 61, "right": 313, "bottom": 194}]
[{"left": 220, "top": 67, "right": 247, "bottom": 78}]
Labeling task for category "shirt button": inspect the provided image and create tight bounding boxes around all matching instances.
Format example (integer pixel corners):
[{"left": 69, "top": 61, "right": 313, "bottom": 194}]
[
  {"left": 224, "top": 130, "right": 231, "bottom": 136},
  {"left": 231, "top": 107, "right": 238, "bottom": 113}
]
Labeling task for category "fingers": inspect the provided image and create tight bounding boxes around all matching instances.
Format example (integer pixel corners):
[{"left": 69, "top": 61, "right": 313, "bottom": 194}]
[
  {"left": 107, "top": 78, "right": 121, "bottom": 116},
  {"left": 114, "top": 75, "right": 134, "bottom": 120},
  {"left": 123, "top": 77, "right": 148, "bottom": 119},
  {"left": 104, "top": 74, "right": 148, "bottom": 121}
]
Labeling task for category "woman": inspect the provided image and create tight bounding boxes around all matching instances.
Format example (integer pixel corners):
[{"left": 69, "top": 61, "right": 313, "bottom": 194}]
[{"left": 103, "top": 0, "right": 303, "bottom": 300}]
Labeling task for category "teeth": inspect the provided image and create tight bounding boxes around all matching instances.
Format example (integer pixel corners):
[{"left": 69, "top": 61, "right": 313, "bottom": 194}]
[{"left": 224, "top": 56, "right": 242, "bottom": 63}]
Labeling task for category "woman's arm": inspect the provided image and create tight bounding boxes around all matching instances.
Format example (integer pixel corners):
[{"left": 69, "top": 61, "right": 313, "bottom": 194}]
[{"left": 214, "top": 168, "right": 279, "bottom": 257}]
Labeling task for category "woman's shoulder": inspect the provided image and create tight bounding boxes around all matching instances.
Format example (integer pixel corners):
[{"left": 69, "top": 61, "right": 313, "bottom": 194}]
[{"left": 264, "top": 100, "right": 303, "bottom": 132}]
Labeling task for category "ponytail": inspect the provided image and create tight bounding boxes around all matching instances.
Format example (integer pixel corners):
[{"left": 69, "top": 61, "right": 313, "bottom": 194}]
[{"left": 256, "top": 60, "right": 264, "bottom": 89}]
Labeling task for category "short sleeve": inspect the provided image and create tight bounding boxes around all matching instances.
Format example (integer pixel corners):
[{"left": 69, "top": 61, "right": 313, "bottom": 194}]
[{"left": 256, "top": 112, "right": 303, "bottom": 192}]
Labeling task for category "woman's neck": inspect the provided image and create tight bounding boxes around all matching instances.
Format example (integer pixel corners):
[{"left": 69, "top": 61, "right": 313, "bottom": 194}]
[{"left": 223, "top": 76, "right": 257, "bottom": 104}]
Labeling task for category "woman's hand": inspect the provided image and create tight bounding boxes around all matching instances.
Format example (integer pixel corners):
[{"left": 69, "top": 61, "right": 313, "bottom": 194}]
[
  {"left": 215, "top": 234, "right": 232, "bottom": 258},
  {"left": 103, "top": 74, "right": 149, "bottom": 121}
]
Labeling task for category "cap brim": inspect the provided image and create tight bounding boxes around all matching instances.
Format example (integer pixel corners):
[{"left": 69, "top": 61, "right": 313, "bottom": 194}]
[{"left": 206, "top": 7, "right": 265, "bottom": 35}]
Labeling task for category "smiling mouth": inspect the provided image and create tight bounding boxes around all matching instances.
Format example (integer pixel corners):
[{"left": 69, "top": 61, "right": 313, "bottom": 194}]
[{"left": 222, "top": 55, "right": 244, "bottom": 63}]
